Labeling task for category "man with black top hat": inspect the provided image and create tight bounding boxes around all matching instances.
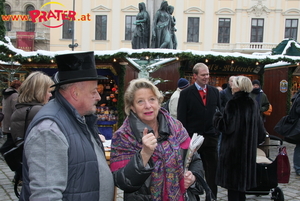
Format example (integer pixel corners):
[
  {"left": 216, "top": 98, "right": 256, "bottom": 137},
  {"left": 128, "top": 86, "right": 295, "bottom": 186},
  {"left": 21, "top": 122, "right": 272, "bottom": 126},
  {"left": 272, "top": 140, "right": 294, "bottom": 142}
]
[{"left": 19, "top": 51, "right": 115, "bottom": 201}]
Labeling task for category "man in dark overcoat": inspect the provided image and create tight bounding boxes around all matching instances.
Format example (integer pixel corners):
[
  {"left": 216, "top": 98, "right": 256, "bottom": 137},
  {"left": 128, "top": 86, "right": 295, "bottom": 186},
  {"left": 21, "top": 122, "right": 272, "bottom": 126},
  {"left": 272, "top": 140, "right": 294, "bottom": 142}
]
[{"left": 177, "top": 63, "right": 221, "bottom": 198}]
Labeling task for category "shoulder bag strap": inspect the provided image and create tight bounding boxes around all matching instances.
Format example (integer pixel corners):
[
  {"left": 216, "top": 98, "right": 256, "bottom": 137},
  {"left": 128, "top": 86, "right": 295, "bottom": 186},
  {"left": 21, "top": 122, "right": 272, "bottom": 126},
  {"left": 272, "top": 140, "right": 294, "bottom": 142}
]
[
  {"left": 24, "top": 106, "right": 34, "bottom": 137},
  {"left": 13, "top": 105, "right": 34, "bottom": 199}
]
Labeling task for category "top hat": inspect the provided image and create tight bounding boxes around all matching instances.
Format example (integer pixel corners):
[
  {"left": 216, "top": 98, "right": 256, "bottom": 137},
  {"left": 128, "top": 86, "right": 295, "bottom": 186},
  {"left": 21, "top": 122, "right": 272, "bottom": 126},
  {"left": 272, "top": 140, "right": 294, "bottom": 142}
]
[{"left": 53, "top": 51, "right": 107, "bottom": 86}]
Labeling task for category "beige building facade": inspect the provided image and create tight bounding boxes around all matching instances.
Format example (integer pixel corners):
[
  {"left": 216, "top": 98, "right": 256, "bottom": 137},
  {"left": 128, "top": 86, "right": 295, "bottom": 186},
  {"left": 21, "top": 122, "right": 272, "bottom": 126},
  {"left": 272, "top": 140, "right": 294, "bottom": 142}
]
[
  {"left": 48, "top": 0, "right": 300, "bottom": 53},
  {"left": 4, "top": 0, "right": 50, "bottom": 50},
  {"left": 5, "top": 0, "right": 300, "bottom": 54}
]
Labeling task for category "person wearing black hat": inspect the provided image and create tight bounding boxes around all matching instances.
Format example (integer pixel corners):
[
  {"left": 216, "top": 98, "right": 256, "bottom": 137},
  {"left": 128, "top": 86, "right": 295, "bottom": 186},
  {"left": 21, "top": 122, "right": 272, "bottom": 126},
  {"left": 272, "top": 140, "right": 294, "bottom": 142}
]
[
  {"left": 19, "top": 51, "right": 114, "bottom": 201},
  {"left": 249, "top": 79, "right": 270, "bottom": 120},
  {"left": 168, "top": 78, "right": 189, "bottom": 119}
]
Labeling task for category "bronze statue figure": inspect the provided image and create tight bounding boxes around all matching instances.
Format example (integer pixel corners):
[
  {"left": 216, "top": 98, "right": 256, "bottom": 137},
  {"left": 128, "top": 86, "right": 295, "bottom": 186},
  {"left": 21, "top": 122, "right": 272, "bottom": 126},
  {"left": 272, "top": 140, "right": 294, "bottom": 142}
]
[
  {"left": 167, "top": 5, "right": 177, "bottom": 49},
  {"left": 131, "top": 2, "right": 150, "bottom": 49},
  {"left": 151, "top": 1, "right": 173, "bottom": 49}
]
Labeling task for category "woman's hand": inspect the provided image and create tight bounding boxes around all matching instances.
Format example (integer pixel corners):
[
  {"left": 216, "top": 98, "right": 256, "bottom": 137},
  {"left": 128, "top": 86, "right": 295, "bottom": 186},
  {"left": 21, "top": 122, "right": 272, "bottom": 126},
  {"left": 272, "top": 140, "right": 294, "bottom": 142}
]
[
  {"left": 140, "top": 127, "right": 157, "bottom": 166},
  {"left": 184, "top": 171, "right": 196, "bottom": 189}
]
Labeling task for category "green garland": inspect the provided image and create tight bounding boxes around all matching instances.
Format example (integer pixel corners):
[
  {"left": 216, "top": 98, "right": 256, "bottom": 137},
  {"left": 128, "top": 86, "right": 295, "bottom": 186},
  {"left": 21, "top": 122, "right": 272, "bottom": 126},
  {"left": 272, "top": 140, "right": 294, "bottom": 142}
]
[{"left": 1, "top": 44, "right": 300, "bottom": 67}]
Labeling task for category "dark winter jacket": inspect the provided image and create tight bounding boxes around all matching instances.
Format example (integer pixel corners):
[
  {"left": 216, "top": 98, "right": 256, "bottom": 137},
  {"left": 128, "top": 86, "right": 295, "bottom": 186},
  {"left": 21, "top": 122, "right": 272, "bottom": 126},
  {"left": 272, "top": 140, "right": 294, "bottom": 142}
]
[
  {"left": 291, "top": 90, "right": 300, "bottom": 115},
  {"left": 2, "top": 87, "right": 18, "bottom": 133},
  {"left": 213, "top": 91, "right": 265, "bottom": 191},
  {"left": 220, "top": 87, "right": 233, "bottom": 112},
  {"left": 285, "top": 90, "right": 300, "bottom": 144},
  {"left": 249, "top": 88, "right": 270, "bottom": 113},
  {"left": 177, "top": 84, "right": 221, "bottom": 137},
  {"left": 10, "top": 102, "right": 43, "bottom": 143}
]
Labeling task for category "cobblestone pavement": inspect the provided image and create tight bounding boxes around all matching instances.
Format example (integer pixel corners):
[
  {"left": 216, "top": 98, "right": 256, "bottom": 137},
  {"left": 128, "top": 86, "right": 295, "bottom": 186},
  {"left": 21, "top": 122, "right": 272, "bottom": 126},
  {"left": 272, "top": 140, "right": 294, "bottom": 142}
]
[{"left": 1, "top": 135, "right": 299, "bottom": 201}]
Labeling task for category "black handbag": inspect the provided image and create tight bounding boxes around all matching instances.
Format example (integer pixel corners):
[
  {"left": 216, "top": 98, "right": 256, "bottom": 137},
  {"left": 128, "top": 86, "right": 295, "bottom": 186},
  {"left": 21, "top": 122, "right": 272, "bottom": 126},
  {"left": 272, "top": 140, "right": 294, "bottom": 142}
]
[
  {"left": 185, "top": 171, "right": 215, "bottom": 201},
  {"left": 274, "top": 94, "right": 300, "bottom": 144},
  {"left": 3, "top": 138, "right": 24, "bottom": 171},
  {"left": 3, "top": 106, "right": 33, "bottom": 171}
]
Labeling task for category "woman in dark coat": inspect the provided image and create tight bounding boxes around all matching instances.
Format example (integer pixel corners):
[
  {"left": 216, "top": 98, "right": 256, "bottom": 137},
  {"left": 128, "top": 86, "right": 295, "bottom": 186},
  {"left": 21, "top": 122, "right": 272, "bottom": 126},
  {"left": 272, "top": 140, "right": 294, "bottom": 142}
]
[
  {"left": 11, "top": 71, "right": 54, "bottom": 143},
  {"left": 213, "top": 75, "right": 265, "bottom": 201},
  {"left": 10, "top": 71, "right": 54, "bottom": 186}
]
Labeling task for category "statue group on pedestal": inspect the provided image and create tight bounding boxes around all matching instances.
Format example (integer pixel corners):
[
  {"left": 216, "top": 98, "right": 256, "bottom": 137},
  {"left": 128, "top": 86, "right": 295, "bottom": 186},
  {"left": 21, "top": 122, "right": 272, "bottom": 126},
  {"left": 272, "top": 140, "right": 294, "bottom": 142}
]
[{"left": 131, "top": 1, "right": 177, "bottom": 49}]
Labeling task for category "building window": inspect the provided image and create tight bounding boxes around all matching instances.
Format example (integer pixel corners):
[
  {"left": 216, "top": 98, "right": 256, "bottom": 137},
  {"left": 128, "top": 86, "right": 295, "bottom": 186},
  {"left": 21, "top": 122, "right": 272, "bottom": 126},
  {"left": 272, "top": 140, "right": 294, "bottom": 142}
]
[
  {"left": 250, "top": 18, "right": 264, "bottom": 42},
  {"left": 62, "top": 20, "right": 73, "bottom": 39},
  {"left": 25, "top": 5, "right": 35, "bottom": 32},
  {"left": 285, "top": 19, "right": 298, "bottom": 41},
  {"left": 125, "top": 15, "right": 136, "bottom": 40},
  {"left": 187, "top": 17, "right": 199, "bottom": 42},
  {"left": 4, "top": 4, "right": 11, "bottom": 31},
  {"left": 218, "top": 18, "right": 231, "bottom": 43},
  {"left": 95, "top": 15, "right": 107, "bottom": 40}
]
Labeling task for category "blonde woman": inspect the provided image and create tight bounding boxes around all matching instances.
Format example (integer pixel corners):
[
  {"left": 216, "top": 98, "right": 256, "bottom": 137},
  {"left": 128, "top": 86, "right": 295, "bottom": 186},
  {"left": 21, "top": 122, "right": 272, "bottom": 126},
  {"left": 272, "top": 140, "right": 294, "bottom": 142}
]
[
  {"left": 9, "top": 71, "right": 54, "bottom": 195},
  {"left": 11, "top": 71, "right": 55, "bottom": 143},
  {"left": 213, "top": 76, "right": 265, "bottom": 201}
]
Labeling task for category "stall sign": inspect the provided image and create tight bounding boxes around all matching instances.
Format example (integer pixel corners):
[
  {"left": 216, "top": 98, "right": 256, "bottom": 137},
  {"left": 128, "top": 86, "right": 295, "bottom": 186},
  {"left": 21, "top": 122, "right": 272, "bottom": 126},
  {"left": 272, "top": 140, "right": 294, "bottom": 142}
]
[
  {"left": 280, "top": 80, "right": 288, "bottom": 93},
  {"left": 207, "top": 64, "right": 264, "bottom": 74}
]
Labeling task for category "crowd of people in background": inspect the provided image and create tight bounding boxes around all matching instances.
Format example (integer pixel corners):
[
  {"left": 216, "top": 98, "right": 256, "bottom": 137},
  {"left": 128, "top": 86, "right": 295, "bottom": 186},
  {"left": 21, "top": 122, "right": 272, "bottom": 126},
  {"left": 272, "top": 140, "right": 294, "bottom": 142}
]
[{"left": 0, "top": 51, "right": 298, "bottom": 201}]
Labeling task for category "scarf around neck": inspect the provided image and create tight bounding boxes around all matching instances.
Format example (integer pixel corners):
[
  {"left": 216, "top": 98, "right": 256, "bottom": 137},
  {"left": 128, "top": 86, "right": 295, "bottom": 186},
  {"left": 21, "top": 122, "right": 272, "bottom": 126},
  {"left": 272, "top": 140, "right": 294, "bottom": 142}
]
[{"left": 252, "top": 88, "right": 261, "bottom": 105}]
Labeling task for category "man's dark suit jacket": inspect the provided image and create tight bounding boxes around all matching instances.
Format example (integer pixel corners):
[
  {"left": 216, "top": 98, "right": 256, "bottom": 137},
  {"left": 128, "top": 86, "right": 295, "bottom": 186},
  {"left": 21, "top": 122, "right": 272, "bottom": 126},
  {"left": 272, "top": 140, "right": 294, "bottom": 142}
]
[{"left": 177, "top": 84, "right": 221, "bottom": 137}]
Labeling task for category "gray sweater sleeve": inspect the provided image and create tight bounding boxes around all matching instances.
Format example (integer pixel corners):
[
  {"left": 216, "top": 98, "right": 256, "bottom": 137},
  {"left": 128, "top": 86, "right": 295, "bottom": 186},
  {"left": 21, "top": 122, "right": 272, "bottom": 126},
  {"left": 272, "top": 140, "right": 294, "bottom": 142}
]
[{"left": 24, "top": 120, "right": 69, "bottom": 201}]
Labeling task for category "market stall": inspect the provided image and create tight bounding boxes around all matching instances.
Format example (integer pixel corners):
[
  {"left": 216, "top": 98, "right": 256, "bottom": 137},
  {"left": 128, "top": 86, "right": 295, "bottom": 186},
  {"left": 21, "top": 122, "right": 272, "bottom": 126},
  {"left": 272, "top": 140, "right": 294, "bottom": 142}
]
[{"left": 96, "top": 73, "right": 119, "bottom": 139}]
